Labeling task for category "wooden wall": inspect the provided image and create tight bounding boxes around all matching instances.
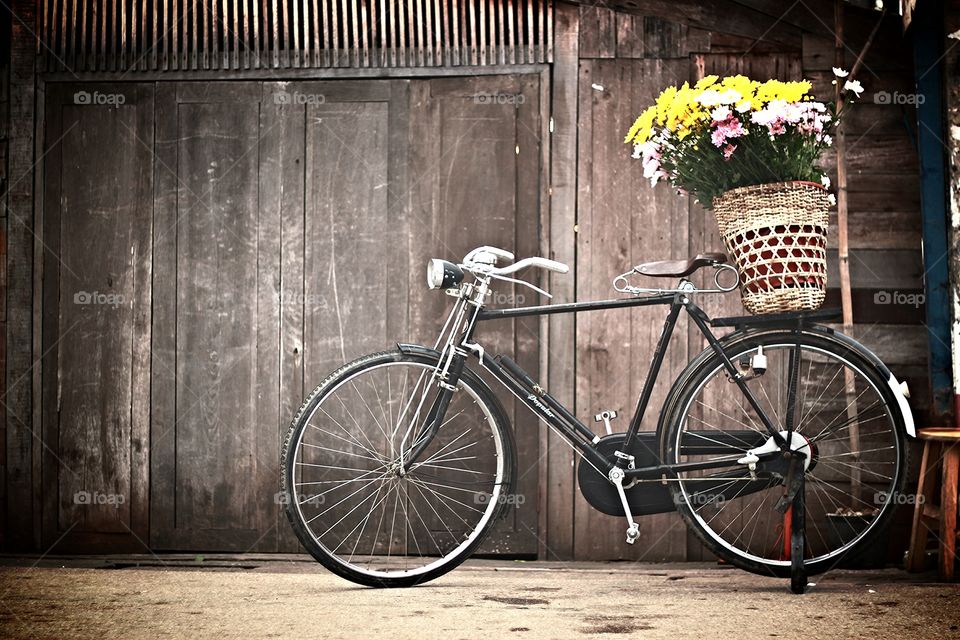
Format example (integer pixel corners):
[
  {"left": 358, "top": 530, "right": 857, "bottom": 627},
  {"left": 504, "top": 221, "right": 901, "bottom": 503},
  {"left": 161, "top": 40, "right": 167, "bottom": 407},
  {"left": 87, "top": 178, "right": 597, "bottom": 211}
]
[
  {"left": 540, "top": 1, "right": 928, "bottom": 561},
  {"left": 0, "top": 0, "right": 933, "bottom": 560}
]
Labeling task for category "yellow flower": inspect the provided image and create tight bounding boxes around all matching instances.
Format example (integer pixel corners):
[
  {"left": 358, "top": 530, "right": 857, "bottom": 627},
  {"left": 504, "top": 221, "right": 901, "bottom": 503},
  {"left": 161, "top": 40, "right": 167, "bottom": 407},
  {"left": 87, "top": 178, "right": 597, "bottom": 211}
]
[
  {"left": 624, "top": 74, "right": 818, "bottom": 146},
  {"left": 754, "top": 79, "right": 812, "bottom": 105},
  {"left": 624, "top": 106, "right": 656, "bottom": 144},
  {"left": 695, "top": 75, "right": 719, "bottom": 90},
  {"left": 655, "top": 86, "right": 679, "bottom": 125}
]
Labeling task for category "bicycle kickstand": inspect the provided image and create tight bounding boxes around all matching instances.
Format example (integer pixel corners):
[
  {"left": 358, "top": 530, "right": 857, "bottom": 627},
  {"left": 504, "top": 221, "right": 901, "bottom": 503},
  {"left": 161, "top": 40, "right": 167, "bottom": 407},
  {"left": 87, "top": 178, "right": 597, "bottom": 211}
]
[
  {"left": 609, "top": 467, "right": 640, "bottom": 544},
  {"left": 790, "top": 471, "right": 807, "bottom": 595}
]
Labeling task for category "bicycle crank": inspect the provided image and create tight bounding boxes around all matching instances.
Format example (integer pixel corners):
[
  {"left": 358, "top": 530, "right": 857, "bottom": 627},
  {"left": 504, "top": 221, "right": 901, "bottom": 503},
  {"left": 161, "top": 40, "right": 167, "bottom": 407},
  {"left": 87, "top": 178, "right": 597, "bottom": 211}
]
[{"left": 609, "top": 466, "right": 641, "bottom": 544}]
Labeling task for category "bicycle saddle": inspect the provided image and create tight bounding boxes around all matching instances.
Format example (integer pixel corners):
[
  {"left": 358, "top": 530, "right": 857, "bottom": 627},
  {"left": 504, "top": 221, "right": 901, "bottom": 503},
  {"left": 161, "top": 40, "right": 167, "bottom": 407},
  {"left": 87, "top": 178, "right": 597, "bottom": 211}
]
[{"left": 634, "top": 252, "right": 728, "bottom": 278}]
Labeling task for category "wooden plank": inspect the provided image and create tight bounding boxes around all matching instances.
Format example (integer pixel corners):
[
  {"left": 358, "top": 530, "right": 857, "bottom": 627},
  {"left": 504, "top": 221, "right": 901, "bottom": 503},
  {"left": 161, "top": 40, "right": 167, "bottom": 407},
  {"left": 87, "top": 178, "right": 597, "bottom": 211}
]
[
  {"left": 40, "top": 84, "right": 66, "bottom": 553},
  {"left": 807, "top": 70, "right": 915, "bottom": 106},
  {"left": 823, "top": 249, "right": 923, "bottom": 291},
  {"left": 152, "top": 0, "right": 158, "bottom": 69},
  {"left": 827, "top": 210, "right": 922, "bottom": 251},
  {"left": 323, "top": 0, "right": 333, "bottom": 66},
  {"left": 270, "top": 0, "right": 279, "bottom": 68},
  {"left": 149, "top": 82, "right": 179, "bottom": 549},
  {"left": 614, "top": 13, "right": 642, "bottom": 60},
  {"left": 824, "top": 324, "right": 928, "bottom": 367},
  {"left": 151, "top": 83, "right": 273, "bottom": 551},
  {"left": 802, "top": 32, "right": 908, "bottom": 74},
  {"left": 467, "top": 0, "right": 476, "bottom": 65},
  {"left": 253, "top": 0, "right": 260, "bottom": 69},
  {"left": 697, "top": 52, "right": 801, "bottom": 82},
  {"left": 643, "top": 16, "right": 685, "bottom": 59},
  {"left": 292, "top": 0, "right": 301, "bottom": 67},
  {"left": 416, "top": 0, "right": 425, "bottom": 66},
  {"left": 262, "top": 82, "right": 306, "bottom": 551},
  {"left": 819, "top": 136, "right": 919, "bottom": 175},
  {"left": 822, "top": 289, "right": 925, "bottom": 325},
  {"left": 40, "top": 84, "right": 153, "bottom": 551},
  {"left": 127, "top": 83, "right": 155, "bottom": 548},
  {"left": 606, "top": 0, "right": 802, "bottom": 49},
  {"left": 175, "top": 88, "right": 264, "bottom": 547},
  {"left": 404, "top": 75, "right": 542, "bottom": 553},
  {"left": 6, "top": 0, "right": 40, "bottom": 550},
  {"left": 544, "top": 0, "right": 578, "bottom": 560},
  {"left": 578, "top": 4, "right": 614, "bottom": 59},
  {"left": 731, "top": 0, "right": 892, "bottom": 44},
  {"left": 525, "top": 0, "right": 532, "bottom": 63},
  {"left": 705, "top": 31, "right": 784, "bottom": 55},
  {"left": 301, "top": 91, "right": 391, "bottom": 395},
  {"left": 513, "top": 72, "right": 545, "bottom": 553},
  {"left": 256, "top": 84, "right": 286, "bottom": 552},
  {"left": 212, "top": 0, "right": 220, "bottom": 69}
]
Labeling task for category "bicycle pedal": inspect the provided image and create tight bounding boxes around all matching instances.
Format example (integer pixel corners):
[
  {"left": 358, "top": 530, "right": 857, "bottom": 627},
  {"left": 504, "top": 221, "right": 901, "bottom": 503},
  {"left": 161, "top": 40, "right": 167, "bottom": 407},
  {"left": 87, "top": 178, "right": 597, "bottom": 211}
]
[
  {"left": 625, "top": 523, "right": 640, "bottom": 545},
  {"left": 593, "top": 410, "right": 617, "bottom": 435}
]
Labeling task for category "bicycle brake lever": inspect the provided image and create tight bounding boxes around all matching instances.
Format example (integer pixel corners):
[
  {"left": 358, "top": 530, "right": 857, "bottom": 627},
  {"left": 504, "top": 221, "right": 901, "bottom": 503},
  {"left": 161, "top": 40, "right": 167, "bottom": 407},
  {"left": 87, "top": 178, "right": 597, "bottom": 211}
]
[{"left": 489, "top": 273, "right": 552, "bottom": 299}]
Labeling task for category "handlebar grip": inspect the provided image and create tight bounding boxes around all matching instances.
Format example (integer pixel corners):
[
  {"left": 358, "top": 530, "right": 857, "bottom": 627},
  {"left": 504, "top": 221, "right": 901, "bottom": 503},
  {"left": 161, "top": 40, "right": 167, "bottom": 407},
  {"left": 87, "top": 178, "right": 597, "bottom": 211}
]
[
  {"left": 495, "top": 257, "right": 569, "bottom": 276},
  {"left": 537, "top": 258, "right": 570, "bottom": 274}
]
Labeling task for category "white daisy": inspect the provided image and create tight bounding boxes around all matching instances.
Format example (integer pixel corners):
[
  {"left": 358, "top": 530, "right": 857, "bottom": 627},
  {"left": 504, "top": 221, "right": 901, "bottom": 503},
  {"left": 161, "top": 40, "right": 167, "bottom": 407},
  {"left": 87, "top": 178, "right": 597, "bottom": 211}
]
[{"left": 844, "top": 80, "right": 864, "bottom": 97}]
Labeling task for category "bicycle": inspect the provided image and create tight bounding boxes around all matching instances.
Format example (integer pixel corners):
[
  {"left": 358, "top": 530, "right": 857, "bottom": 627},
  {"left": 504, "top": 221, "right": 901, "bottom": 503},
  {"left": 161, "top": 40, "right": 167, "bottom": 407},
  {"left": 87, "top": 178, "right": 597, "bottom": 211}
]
[{"left": 281, "top": 245, "right": 915, "bottom": 593}]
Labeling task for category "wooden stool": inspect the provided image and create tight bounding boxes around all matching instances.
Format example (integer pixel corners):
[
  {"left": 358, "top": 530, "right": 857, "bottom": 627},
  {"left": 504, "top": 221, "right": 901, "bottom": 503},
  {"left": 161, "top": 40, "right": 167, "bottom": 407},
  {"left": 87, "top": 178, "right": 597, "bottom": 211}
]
[{"left": 906, "top": 428, "right": 960, "bottom": 579}]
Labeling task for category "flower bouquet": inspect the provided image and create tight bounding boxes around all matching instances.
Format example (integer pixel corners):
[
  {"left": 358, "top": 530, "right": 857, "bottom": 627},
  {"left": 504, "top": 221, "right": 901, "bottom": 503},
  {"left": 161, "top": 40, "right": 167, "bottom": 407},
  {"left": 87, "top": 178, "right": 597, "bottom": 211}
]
[{"left": 625, "top": 72, "right": 861, "bottom": 315}]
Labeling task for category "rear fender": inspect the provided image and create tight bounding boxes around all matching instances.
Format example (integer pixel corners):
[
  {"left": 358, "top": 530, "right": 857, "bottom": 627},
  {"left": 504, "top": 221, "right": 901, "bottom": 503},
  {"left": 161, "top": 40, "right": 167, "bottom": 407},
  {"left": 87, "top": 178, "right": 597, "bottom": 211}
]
[{"left": 655, "top": 324, "right": 916, "bottom": 450}]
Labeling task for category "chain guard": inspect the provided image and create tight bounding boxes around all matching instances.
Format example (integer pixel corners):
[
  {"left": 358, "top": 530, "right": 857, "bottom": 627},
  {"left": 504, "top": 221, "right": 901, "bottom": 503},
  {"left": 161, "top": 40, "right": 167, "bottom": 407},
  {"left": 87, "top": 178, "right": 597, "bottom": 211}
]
[{"left": 577, "top": 433, "right": 676, "bottom": 517}]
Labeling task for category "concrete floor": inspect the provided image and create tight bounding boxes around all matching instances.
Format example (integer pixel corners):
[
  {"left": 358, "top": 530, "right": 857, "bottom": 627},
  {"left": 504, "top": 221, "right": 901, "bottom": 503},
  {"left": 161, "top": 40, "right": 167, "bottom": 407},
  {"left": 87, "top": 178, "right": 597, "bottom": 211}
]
[{"left": 0, "top": 556, "right": 958, "bottom": 639}]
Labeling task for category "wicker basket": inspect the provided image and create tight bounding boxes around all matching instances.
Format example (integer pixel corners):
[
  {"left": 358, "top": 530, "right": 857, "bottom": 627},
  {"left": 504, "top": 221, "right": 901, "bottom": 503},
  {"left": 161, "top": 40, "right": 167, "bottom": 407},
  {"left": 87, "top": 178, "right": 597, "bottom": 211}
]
[{"left": 712, "top": 181, "right": 831, "bottom": 315}]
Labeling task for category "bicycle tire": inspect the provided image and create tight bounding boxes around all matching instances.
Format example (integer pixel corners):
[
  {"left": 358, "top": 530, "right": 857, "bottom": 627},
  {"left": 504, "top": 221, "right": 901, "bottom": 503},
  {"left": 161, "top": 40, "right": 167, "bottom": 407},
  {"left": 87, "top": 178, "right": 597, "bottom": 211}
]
[
  {"left": 281, "top": 348, "right": 516, "bottom": 587},
  {"left": 660, "top": 330, "right": 911, "bottom": 578}
]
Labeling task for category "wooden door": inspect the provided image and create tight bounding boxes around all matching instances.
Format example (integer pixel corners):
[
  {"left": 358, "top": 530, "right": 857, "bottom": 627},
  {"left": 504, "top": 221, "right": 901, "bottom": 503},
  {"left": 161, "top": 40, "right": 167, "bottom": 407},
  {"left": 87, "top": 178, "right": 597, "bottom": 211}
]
[
  {"left": 150, "top": 82, "right": 280, "bottom": 551},
  {"left": 40, "top": 83, "right": 154, "bottom": 551},
  {"left": 40, "top": 75, "right": 543, "bottom": 555}
]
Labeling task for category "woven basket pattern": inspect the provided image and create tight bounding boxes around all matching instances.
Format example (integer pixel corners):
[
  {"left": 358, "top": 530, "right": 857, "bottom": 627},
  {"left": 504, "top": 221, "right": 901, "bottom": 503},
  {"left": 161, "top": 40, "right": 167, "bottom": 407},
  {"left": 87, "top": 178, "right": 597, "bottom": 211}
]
[{"left": 713, "top": 182, "right": 831, "bottom": 315}]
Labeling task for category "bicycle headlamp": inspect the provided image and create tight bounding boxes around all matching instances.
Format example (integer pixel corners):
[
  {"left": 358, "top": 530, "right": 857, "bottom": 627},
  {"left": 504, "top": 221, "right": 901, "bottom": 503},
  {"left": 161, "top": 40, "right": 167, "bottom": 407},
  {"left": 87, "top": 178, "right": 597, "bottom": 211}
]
[{"left": 426, "top": 259, "right": 464, "bottom": 290}]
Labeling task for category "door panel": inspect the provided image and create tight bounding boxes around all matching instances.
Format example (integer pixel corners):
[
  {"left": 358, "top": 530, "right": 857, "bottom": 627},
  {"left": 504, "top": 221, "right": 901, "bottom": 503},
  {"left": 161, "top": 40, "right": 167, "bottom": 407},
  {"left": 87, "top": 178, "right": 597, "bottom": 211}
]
[
  {"left": 150, "top": 83, "right": 279, "bottom": 551},
  {"left": 41, "top": 83, "right": 154, "bottom": 551}
]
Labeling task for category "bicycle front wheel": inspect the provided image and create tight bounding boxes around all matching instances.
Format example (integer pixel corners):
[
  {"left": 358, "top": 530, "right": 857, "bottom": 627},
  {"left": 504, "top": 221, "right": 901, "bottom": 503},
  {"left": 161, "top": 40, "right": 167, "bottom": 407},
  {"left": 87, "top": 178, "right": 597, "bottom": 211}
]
[
  {"left": 662, "top": 330, "right": 910, "bottom": 577},
  {"left": 281, "top": 349, "right": 514, "bottom": 587}
]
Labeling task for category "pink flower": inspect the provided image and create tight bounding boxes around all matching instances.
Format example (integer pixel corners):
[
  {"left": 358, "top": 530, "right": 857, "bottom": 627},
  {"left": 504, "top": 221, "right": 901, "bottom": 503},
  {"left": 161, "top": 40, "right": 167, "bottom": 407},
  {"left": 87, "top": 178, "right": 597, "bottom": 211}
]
[
  {"left": 710, "top": 115, "right": 747, "bottom": 148},
  {"left": 723, "top": 144, "right": 737, "bottom": 159}
]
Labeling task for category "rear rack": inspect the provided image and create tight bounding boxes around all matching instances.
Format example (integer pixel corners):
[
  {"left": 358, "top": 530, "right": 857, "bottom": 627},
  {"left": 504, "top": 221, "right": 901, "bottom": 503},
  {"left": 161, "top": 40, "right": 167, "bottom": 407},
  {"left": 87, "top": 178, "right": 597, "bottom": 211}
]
[{"left": 710, "top": 307, "right": 842, "bottom": 330}]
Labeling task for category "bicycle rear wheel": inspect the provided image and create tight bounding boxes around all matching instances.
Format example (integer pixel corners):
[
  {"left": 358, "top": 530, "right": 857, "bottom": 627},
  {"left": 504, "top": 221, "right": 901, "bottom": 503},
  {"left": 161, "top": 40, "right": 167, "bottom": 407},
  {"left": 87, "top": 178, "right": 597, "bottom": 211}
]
[
  {"left": 662, "top": 330, "right": 909, "bottom": 577},
  {"left": 281, "top": 349, "right": 514, "bottom": 587}
]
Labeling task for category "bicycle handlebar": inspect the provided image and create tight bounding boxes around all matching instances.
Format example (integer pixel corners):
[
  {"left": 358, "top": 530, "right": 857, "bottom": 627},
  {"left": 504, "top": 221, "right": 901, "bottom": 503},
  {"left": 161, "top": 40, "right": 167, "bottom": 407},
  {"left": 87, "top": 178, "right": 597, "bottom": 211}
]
[{"left": 461, "top": 245, "right": 569, "bottom": 277}]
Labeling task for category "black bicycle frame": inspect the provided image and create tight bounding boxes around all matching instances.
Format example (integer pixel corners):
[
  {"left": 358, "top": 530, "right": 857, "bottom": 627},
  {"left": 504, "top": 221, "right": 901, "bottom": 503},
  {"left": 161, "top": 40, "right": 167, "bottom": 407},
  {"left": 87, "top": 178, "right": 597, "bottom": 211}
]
[{"left": 454, "top": 292, "right": 790, "bottom": 480}]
